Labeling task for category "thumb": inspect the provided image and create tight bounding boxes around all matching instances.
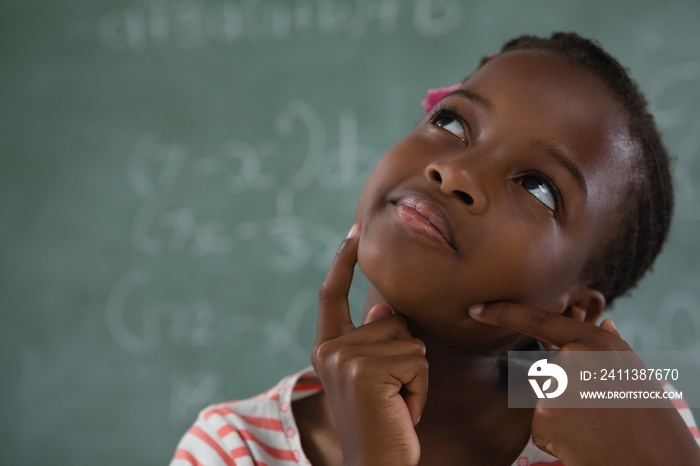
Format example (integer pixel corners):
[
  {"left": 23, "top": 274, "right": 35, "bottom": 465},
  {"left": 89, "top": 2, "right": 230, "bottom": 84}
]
[
  {"left": 363, "top": 304, "right": 394, "bottom": 325},
  {"left": 600, "top": 318, "right": 620, "bottom": 335}
]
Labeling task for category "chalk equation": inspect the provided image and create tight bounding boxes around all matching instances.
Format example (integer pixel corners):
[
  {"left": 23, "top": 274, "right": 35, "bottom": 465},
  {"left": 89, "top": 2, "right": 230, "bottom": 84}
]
[
  {"left": 127, "top": 101, "right": 375, "bottom": 199},
  {"left": 657, "top": 289, "right": 700, "bottom": 351},
  {"left": 615, "top": 280, "right": 700, "bottom": 352},
  {"left": 105, "top": 266, "right": 322, "bottom": 365},
  {"left": 647, "top": 61, "right": 700, "bottom": 218},
  {"left": 105, "top": 266, "right": 218, "bottom": 355},
  {"left": 170, "top": 370, "right": 223, "bottom": 421},
  {"left": 106, "top": 100, "right": 375, "bottom": 359},
  {"left": 98, "top": 0, "right": 465, "bottom": 51},
  {"left": 130, "top": 197, "right": 343, "bottom": 271},
  {"left": 126, "top": 100, "right": 371, "bottom": 264}
]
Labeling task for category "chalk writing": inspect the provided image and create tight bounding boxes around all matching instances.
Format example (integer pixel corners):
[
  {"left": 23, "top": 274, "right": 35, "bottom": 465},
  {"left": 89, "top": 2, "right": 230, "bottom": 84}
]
[
  {"left": 614, "top": 317, "right": 661, "bottom": 352},
  {"left": 131, "top": 191, "right": 342, "bottom": 267},
  {"left": 128, "top": 133, "right": 188, "bottom": 199},
  {"left": 105, "top": 266, "right": 217, "bottom": 355},
  {"left": 658, "top": 290, "right": 700, "bottom": 351},
  {"left": 128, "top": 102, "right": 372, "bottom": 197},
  {"left": 170, "top": 371, "right": 223, "bottom": 421},
  {"left": 98, "top": 0, "right": 464, "bottom": 51},
  {"left": 105, "top": 267, "right": 326, "bottom": 365},
  {"left": 108, "top": 99, "right": 371, "bottom": 355},
  {"left": 126, "top": 100, "right": 372, "bottom": 262},
  {"left": 131, "top": 193, "right": 233, "bottom": 257},
  {"left": 647, "top": 61, "right": 700, "bottom": 217},
  {"left": 648, "top": 61, "right": 700, "bottom": 129}
]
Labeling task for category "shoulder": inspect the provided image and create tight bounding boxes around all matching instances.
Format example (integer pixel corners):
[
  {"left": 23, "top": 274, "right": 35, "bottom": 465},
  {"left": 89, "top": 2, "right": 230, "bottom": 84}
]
[
  {"left": 169, "top": 368, "right": 322, "bottom": 466},
  {"left": 515, "top": 438, "right": 565, "bottom": 466},
  {"left": 662, "top": 381, "right": 700, "bottom": 447}
]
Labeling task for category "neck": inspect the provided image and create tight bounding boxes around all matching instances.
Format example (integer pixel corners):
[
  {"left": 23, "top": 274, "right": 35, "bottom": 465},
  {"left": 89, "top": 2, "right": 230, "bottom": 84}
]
[{"left": 362, "top": 287, "right": 506, "bottom": 410}]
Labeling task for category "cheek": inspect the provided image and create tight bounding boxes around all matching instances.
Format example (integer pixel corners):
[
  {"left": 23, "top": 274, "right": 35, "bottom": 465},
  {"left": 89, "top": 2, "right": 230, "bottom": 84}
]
[
  {"left": 354, "top": 155, "right": 399, "bottom": 223},
  {"left": 356, "top": 230, "right": 379, "bottom": 280},
  {"left": 487, "top": 228, "right": 582, "bottom": 309},
  {"left": 356, "top": 227, "right": 445, "bottom": 311},
  {"left": 357, "top": 238, "right": 411, "bottom": 313}
]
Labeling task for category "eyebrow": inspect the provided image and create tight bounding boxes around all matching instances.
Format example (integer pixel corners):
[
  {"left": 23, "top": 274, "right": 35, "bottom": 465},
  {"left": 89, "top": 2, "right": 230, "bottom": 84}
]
[
  {"left": 531, "top": 139, "right": 588, "bottom": 198},
  {"left": 447, "top": 88, "right": 493, "bottom": 112}
]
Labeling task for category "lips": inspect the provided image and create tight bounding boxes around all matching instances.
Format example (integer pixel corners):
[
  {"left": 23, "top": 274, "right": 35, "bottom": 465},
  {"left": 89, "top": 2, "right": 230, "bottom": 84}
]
[{"left": 392, "top": 193, "right": 457, "bottom": 250}]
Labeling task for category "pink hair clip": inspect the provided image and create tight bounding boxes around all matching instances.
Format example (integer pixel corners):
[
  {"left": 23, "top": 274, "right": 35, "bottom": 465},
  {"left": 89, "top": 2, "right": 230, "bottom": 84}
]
[{"left": 420, "top": 83, "right": 462, "bottom": 113}]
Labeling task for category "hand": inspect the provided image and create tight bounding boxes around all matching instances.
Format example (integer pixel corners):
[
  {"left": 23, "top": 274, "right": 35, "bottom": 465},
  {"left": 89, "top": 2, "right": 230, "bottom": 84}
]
[
  {"left": 468, "top": 303, "right": 700, "bottom": 466},
  {"left": 311, "top": 225, "right": 428, "bottom": 466}
]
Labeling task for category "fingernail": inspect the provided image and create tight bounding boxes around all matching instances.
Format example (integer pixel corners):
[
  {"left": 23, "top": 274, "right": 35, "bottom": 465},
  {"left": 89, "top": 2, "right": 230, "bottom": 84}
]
[
  {"left": 468, "top": 304, "right": 484, "bottom": 317},
  {"left": 346, "top": 224, "right": 359, "bottom": 239},
  {"left": 609, "top": 319, "right": 618, "bottom": 332}
]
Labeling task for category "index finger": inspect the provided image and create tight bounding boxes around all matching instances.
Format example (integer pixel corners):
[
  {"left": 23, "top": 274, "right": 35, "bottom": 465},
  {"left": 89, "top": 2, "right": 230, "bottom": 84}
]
[
  {"left": 316, "top": 224, "right": 360, "bottom": 341},
  {"left": 468, "top": 302, "right": 594, "bottom": 347}
]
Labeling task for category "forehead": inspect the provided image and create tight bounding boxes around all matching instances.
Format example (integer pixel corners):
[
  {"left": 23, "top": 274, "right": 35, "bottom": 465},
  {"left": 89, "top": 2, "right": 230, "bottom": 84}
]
[{"left": 465, "top": 49, "right": 639, "bottom": 207}]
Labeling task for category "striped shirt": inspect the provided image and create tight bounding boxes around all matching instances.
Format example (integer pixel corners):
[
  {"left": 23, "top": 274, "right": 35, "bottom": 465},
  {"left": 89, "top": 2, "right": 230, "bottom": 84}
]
[{"left": 170, "top": 368, "right": 700, "bottom": 466}]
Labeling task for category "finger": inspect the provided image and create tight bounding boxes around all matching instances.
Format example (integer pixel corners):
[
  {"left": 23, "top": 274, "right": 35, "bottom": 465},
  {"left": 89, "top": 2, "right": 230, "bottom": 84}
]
[
  {"left": 392, "top": 355, "right": 429, "bottom": 426},
  {"left": 363, "top": 354, "right": 429, "bottom": 427},
  {"left": 363, "top": 303, "right": 394, "bottom": 325},
  {"left": 338, "top": 314, "right": 414, "bottom": 345},
  {"left": 317, "top": 224, "right": 360, "bottom": 341},
  {"left": 345, "top": 338, "right": 426, "bottom": 359},
  {"left": 468, "top": 302, "right": 592, "bottom": 347},
  {"left": 541, "top": 341, "right": 561, "bottom": 351},
  {"left": 600, "top": 318, "right": 619, "bottom": 335}
]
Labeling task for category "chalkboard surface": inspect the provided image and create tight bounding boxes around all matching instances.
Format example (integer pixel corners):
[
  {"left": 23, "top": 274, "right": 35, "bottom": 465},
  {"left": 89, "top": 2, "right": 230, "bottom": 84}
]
[{"left": 2, "top": 1, "right": 700, "bottom": 464}]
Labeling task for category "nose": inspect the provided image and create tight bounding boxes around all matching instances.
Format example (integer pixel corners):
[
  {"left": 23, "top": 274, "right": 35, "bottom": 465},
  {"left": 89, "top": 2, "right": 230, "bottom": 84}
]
[{"left": 425, "top": 159, "right": 487, "bottom": 212}]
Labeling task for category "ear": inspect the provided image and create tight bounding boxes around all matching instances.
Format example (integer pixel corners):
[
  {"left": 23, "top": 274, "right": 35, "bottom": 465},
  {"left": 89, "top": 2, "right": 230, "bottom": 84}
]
[{"left": 562, "top": 286, "right": 606, "bottom": 325}]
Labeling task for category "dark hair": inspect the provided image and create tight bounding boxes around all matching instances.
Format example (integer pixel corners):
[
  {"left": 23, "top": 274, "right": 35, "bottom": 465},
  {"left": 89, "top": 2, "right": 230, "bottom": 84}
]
[{"left": 480, "top": 32, "right": 674, "bottom": 308}]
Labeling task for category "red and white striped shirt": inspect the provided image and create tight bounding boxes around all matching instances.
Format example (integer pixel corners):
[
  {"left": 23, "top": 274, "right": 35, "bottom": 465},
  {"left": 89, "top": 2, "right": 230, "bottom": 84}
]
[{"left": 170, "top": 368, "right": 700, "bottom": 466}]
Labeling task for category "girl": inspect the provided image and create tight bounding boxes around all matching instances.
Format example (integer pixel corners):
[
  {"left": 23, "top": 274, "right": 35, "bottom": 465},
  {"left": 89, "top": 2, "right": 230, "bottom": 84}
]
[{"left": 170, "top": 32, "right": 700, "bottom": 465}]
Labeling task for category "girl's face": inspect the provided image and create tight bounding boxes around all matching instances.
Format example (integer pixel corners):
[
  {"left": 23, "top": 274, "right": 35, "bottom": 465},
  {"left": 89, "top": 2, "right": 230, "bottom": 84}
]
[{"left": 354, "top": 49, "right": 637, "bottom": 352}]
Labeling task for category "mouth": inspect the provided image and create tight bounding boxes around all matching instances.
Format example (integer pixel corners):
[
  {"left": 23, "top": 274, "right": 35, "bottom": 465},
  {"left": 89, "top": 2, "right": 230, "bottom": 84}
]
[{"left": 391, "top": 193, "right": 457, "bottom": 251}]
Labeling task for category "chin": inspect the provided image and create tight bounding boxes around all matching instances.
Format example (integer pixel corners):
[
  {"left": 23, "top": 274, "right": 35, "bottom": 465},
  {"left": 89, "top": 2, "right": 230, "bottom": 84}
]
[{"left": 357, "top": 237, "right": 433, "bottom": 314}]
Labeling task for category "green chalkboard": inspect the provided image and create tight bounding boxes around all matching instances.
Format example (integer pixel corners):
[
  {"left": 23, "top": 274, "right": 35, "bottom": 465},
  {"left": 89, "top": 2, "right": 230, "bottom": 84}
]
[{"left": 2, "top": 0, "right": 700, "bottom": 464}]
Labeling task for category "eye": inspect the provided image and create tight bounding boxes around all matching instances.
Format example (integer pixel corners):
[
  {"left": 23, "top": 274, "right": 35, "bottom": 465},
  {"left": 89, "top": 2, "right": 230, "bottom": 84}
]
[
  {"left": 430, "top": 108, "right": 467, "bottom": 142},
  {"left": 517, "top": 174, "right": 560, "bottom": 212}
]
